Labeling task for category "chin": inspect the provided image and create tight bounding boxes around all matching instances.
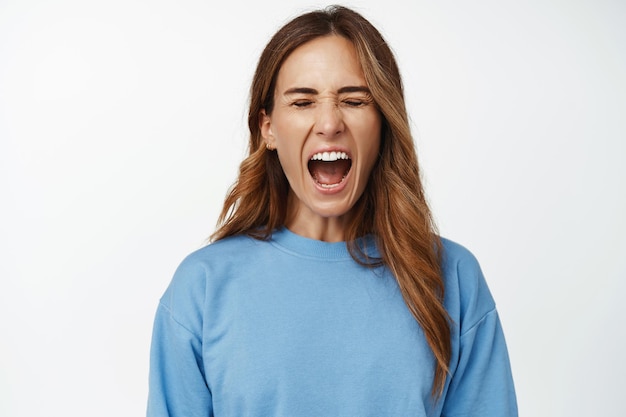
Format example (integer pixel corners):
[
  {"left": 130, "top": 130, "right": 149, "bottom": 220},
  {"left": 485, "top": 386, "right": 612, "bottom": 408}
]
[{"left": 309, "top": 201, "right": 354, "bottom": 220}]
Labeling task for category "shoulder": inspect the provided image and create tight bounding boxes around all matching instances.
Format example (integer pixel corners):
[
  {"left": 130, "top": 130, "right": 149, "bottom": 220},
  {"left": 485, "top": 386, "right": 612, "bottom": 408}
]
[
  {"left": 160, "top": 234, "right": 263, "bottom": 313},
  {"left": 440, "top": 238, "right": 485, "bottom": 277},
  {"left": 183, "top": 234, "right": 263, "bottom": 267},
  {"left": 440, "top": 237, "right": 496, "bottom": 334}
]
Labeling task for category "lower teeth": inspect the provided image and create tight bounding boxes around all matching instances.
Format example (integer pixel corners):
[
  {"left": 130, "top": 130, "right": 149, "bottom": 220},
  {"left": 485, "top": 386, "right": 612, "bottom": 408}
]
[{"left": 315, "top": 175, "right": 346, "bottom": 189}]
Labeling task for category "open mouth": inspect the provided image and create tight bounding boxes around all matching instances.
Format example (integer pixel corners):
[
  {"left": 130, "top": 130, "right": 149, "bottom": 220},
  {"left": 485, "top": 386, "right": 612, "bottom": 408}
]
[{"left": 307, "top": 151, "right": 352, "bottom": 189}]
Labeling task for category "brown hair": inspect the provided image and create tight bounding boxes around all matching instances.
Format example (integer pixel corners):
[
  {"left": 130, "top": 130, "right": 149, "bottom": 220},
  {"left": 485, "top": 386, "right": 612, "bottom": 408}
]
[{"left": 212, "top": 5, "right": 450, "bottom": 397}]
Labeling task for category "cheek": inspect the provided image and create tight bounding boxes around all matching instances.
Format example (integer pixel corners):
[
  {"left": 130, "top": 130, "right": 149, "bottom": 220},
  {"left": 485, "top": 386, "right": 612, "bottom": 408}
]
[
  {"left": 273, "top": 120, "right": 309, "bottom": 175},
  {"left": 364, "top": 141, "right": 381, "bottom": 174},
  {"left": 275, "top": 141, "right": 305, "bottom": 183},
  {"left": 360, "top": 122, "right": 382, "bottom": 169},
  {"left": 277, "top": 151, "right": 297, "bottom": 176}
]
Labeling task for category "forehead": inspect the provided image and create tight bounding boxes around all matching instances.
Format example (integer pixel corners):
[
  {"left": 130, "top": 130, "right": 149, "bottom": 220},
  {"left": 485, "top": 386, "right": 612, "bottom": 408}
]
[{"left": 276, "top": 35, "right": 366, "bottom": 90}]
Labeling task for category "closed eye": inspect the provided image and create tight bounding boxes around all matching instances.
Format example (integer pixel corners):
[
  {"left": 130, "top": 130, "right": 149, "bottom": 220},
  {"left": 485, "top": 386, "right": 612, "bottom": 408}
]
[
  {"left": 342, "top": 96, "right": 374, "bottom": 107},
  {"left": 343, "top": 99, "right": 366, "bottom": 107},
  {"left": 292, "top": 100, "right": 314, "bottom": 108}
]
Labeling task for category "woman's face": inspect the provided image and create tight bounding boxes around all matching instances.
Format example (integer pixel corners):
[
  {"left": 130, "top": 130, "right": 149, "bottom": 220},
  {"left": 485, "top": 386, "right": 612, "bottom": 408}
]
[{"left": 260, "top": 35, "right": 382, "bottom": 238}]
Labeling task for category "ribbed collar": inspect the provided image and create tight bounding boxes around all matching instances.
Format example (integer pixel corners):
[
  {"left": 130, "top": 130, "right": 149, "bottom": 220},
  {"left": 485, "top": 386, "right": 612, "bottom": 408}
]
[{"left": 269, "top": 227, "right": 380, "bottom": 261}]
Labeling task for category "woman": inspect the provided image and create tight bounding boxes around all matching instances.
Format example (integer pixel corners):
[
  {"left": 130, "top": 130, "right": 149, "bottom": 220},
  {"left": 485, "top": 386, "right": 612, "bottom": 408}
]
[{"left": 148, "top": 5, "right": 517, "bottom": 416}]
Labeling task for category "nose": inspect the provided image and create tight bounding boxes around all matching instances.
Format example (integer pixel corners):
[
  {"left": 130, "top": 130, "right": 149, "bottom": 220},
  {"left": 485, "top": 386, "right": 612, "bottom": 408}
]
[{"left": 314, "top": 102, "right": 344, "bottom": 138}]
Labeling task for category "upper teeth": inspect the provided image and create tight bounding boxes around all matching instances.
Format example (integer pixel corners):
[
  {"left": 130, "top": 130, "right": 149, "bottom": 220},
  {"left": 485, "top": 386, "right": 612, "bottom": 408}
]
[{"left": 310, "top": 151, "right": 349, "bottom": 161}]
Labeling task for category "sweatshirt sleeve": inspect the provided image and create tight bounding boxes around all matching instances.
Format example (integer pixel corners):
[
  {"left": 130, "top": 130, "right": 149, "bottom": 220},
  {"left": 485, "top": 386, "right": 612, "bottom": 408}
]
[
  {"left": 440, "top": 240, "right": 518, "bottom": 417},
  {"left": 442, "top": 309, "right": 518, "bottom": 417},
  {"left": 147, "top": 255, "right": 213, "bottom": 417}
]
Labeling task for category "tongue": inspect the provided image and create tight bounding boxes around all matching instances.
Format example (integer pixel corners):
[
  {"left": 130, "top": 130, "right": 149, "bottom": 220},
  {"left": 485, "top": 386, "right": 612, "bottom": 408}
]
[{"left": 309, "top": 160, "right": 350, "bottom": 185}]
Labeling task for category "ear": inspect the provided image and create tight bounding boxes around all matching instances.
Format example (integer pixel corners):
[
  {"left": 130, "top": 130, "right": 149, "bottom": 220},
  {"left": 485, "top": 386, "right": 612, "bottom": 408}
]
[{"left": 259, "top": 109, "right": 276, "bottom": 149}]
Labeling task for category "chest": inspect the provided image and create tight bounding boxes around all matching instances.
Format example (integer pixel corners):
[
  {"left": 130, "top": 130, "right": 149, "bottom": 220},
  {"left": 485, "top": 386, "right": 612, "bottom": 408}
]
[{"left": 201, "top": 261, "right": 437, "bottom": 416}]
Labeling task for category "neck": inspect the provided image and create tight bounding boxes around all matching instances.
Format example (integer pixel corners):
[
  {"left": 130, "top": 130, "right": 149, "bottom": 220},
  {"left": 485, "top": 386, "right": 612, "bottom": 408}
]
[
  {"left": 285, "top": 215, "right": 348, "bottom": 242},
  {"left": 284, "top": 199, "right": 350, "bottom": 242}
]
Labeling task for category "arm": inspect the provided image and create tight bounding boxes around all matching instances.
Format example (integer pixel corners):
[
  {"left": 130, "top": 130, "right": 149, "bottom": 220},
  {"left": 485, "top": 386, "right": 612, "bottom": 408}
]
[
  {"left": 147, "top": 254, "right": 213, "bottom": 417},
  {"left": 442, "top": 309, "right": 518, "bottom": 417},
  {"left": 147, "top": 303, "right": 213, "bottom": 417},
  {"left": 439, "top": 239, "right": 518, "bottom": 417}
]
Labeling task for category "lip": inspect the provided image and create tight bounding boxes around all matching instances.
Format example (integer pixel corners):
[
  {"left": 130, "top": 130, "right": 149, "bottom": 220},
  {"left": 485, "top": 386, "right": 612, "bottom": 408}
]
[{"left": 306, "top": 146, "right": 353, "bottom": 195}]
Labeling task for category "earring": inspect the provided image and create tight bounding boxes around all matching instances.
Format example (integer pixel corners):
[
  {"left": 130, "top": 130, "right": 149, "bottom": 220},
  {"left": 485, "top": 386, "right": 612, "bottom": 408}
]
[{"left": 266, "top": 143, "right": 273, "bottom": 151}]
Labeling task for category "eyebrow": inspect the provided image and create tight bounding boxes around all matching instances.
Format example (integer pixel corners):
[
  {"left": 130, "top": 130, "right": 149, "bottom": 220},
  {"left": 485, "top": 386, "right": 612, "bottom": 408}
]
[{"left": 283, "top": 86, "right": 371, "bottom": 95}]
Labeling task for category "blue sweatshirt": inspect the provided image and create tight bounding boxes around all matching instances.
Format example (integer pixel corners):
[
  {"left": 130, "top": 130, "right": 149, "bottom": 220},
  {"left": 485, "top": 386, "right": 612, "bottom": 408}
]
[{"left": 147, "top": 228, "right": 517, "bottom": 416}]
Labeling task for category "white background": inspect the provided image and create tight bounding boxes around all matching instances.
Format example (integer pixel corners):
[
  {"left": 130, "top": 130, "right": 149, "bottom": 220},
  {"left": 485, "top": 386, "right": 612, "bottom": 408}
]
[{"left": 1, "top": 0, "right": 624, "bottom": 416}]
